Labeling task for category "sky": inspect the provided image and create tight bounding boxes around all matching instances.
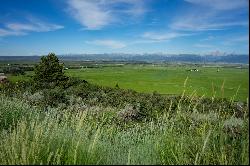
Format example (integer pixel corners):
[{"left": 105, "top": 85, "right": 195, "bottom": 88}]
[{"left": 0, "top": 0, "right": 249, "bottom": 56}]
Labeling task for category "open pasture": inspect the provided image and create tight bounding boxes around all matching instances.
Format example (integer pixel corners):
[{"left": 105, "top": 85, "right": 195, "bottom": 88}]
[{"left": 65, "top": 64, "right": 249, "bottom": 101}]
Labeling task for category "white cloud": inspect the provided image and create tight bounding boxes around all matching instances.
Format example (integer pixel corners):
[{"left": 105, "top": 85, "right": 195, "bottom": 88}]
[
  {"left": 0, "top": 18, "right": 63, "bottom": 37},
  {"left": 86, "top": 40, "right": 126, "bottom": 49},
  {"left": 171, "top": 0, "right": 248, "bottom": 31},
  {"left": 67, "top": 0, "right": 147, "bottom": 30},
  {"left": 142, "top": 31, "right": 193, "bottom": 41},
  {"left": 184, "top": 0, "right": 248, "bottom": 10},
  {"left": 67, "top": 0, "right": 111, "bottom": 30},
  {"left": 130, "top": 39, "right": 162, "bottom": 44},
  {"left": 201, "top": 35, "right": 216, "bottom": 41},
  {"left": 194, "top": 43, "right": 214, "bottom": 48},
  {"left": 230, "top": 35, "right": 249, "bottom": 43},
  {"left": 113, "top": 0, "right": 147, "bottom": 16},
  {"left": 171, "top": 19, "right": 248, "bottom": 31},
  {"left": 223, "top": 35, "right": 249, "bottom": 46},
  {"left": 0, "top": 28, "right": 26, "bottom": 37},
  {"left": 6, "top": 22, "right": 63, "bottom": 32}
]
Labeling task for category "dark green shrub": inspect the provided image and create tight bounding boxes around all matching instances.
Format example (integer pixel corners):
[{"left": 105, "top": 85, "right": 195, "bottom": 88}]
[
  {"left": 0, "top": 80, "right": 32, "bottom": 96},
  {"left": 61, "top": 77, "right": 87, "bottom": 89},
  {"left": 42, "top": 87, "right": 68, "bottom": 107}
]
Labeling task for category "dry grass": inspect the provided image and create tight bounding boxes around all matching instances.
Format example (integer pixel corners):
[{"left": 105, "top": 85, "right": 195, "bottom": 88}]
[{"left": 0, "top": 95, "right": 249, "bottom": 165}]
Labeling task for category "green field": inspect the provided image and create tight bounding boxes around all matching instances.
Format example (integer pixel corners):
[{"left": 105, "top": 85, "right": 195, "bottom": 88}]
[
  {"left": 65, "top": 65, "right": 249, "bottom": 101},
  {"left": 7, "top": 64, "right": 249, "bottom": 101}
]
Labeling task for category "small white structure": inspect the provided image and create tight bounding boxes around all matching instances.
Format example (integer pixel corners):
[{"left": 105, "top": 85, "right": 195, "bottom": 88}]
[{"left": 190, "top": 69, "right": 199, "bottom": 72}]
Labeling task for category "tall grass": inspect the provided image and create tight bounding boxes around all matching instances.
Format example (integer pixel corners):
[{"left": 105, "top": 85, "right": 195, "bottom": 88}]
[{"left": 0, "top": 95, "right": 248, "bottom": 165}]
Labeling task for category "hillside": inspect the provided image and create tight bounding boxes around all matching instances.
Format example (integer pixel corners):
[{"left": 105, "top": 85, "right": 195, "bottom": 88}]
[{"left": 0, "top": 54, "right": 248, "bottom": 165}]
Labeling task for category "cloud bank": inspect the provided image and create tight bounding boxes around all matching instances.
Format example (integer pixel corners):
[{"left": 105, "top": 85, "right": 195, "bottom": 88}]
[
  {"left": 67, "top": 0, "right": 148, "bottom": 30},
  {"left": 170, "top": 0, "right": 248, "bottom": 31},
  {"left": 0, "top": 17, "right": 63, "bottom": 37}
]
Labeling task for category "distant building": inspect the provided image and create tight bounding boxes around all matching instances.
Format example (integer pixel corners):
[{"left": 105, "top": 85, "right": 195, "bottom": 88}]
[{"left": 189, "top": 69, "right": 199, "bottom": 72}]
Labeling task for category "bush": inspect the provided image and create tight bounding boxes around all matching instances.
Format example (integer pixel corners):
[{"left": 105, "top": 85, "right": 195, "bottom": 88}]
[
  {"left": 42, "top": 87, "right": 68, "bottom": 107},
  {"left": 117, "top": 103, "right": 141, "bottom": 121},
  {"left": 0, "top": 80, "right": 32, "bottom": 96},
  {"left": 23, "top": 91, "right": 44, "bottom": 106},
  {"left": 61, "top": 77, "right": 87, "bottom": 89}
]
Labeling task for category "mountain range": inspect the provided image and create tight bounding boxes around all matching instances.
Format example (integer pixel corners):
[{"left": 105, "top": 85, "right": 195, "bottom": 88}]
[{"left": 0, "top": 54, "right": 248, "bottom": 64}]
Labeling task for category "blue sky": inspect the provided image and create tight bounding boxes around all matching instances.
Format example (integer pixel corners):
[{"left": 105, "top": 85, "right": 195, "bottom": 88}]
[{"left": 0, "top": 0, "right": 249, "bottom": 56}]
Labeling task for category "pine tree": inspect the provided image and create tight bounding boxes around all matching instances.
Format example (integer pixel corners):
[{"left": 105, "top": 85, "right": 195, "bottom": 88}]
[{"left": 33, "top": 53, "right": 68, "bottom": 88}]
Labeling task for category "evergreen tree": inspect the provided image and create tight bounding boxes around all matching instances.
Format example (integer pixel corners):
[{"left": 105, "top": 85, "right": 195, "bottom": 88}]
[{"left": 33, "top": 53, "right": 68, "bottom": 88}]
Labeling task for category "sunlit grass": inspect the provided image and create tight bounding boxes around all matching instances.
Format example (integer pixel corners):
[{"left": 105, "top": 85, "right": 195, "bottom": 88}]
[
  {"left": 65, "top": 65, "right": 249, "bottom": 101},
  {"left": 6, "top": 65, "right": 249, "bottom": 101},
  {"left": 0, "top": 95, "right": 248, "bottom": 165}
]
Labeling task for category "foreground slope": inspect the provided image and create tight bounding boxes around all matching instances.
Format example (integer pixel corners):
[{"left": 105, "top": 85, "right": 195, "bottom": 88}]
[{"left": 0, "top": 95, "right": 248, "bottom": 165}]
